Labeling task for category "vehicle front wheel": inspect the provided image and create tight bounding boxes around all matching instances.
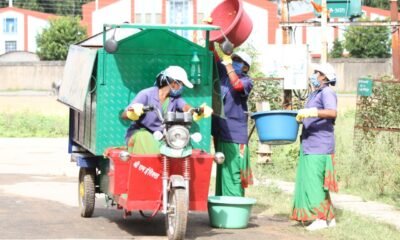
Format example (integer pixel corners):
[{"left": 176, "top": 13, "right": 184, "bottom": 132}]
[
  {"left": 165, "top": 188, "right": 188, "bottom": 240},
  {"left": 78, "top": 167, "right": 96, "bottom": 218}
]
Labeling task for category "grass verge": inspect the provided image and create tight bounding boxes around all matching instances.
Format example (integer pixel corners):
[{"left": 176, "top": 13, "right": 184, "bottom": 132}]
[
  {"left": 246, "top": 184, "right": 400, "bottom": 240},
  {"left": 0, "top": 111, "right": 68, "bottom": 137}
]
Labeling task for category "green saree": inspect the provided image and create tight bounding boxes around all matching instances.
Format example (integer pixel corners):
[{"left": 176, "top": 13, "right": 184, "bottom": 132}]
[{"left": 291, "top": 146, "right": 338, "bottom": 222}]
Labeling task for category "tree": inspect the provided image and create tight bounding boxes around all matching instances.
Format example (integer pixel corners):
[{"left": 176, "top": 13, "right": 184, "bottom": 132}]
[
  {"left": 0, "top": 0, "right": 91, "bottom": 17},
  {"left": 36, "top": 16, "right": 87, "bottom": 60},
  {"left": 343, "top": 18, "right": 391, "bottom": 58},
  {"left": 363, "top": 0, "right": 390, "bottom": 10},
  {"left": 13, "top": 0, "right": 44, "bottom": 12},
  {"left": 329, "top": 39, "right": 344, "bottom": 58}
]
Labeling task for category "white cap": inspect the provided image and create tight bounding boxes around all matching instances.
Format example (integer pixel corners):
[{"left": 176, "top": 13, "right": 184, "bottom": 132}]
[
  {"left": 232, "top": 51, "right": 252, "bottom": 68},
  {"left": 163, "top": 66, "right": 193, "bottom": 89},
  {"left": 314, "top": 63, "right": 336, "bottom": 82}
]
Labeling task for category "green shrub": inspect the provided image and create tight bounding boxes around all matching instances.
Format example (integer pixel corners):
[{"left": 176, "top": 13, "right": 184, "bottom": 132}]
[{"left": 0, "top": 111, "right": 68, "bottom": 137}]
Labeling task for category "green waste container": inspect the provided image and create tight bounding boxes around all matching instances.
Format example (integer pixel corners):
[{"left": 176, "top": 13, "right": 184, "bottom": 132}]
[{"left": 208, "top": 196, "right": 257, "bottom": 228}]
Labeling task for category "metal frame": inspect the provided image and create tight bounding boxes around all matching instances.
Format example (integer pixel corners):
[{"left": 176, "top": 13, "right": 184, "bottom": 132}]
[
  {"left": 102, "top": 23, "right": 220, "bottom": 50},
  {"left": 280, "top": 21, "right": 400, "bottom": 28}
]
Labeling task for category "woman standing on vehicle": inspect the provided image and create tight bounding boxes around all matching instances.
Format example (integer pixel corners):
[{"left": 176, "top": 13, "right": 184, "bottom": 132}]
[
  {"left": 121, "top": 65, "right": 212, "bottom": 154},
  {"left": 291, "top": 63, "right": 339, "bottom": 231}
]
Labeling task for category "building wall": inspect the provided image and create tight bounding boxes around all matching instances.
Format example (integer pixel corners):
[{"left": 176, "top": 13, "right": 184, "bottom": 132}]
[
  {"left": 134, "top": 0, "right": 162, "bottom": 23},
  {"left": 0, "top": 61, "right": 64, "bottom": 90},
  {"left": 0, "top": 51, "right": 40, "bottom": 62},
  {"left": 27, "top": 16, "right": 49, "bottom": 53},
  {"left": 329, "top": 58, "right": 392, "bottom": 93},
  {"left": 0, "top": 58, "right": 391, "bottom": 93},
  {"left": 92, "top": 0, "right": 132, "bottom": 35},
  {"left": 244, "top": 2, "right": 268, "bottom": 48}
]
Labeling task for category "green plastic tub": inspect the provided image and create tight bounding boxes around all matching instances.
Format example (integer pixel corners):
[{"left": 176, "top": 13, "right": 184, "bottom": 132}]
[{"left": 208, "top": 196, "right": 257, "bottom": 228}]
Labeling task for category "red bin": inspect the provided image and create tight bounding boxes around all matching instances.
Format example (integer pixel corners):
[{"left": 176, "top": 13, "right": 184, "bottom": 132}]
[{"left": 208, "top": 0, "right": 253, "bottom": 47}]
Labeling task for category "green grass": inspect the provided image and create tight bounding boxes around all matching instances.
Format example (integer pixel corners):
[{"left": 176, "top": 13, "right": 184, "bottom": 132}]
[
  {"left": 246, "top": 184, "right": 400, "bottom": 240},
  {"left": 0, "top": 111, "right": 68, "bottom": 137}
]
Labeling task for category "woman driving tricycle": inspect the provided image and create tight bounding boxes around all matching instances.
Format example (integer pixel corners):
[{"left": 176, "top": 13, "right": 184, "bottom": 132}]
[{"left": 121, "top": 65, "right": 212, "bottom": 154}]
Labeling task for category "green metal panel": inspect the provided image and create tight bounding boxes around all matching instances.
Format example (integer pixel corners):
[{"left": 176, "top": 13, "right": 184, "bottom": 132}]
[{"left": 93, "top": 29, "right": 213, "bottom": 155}]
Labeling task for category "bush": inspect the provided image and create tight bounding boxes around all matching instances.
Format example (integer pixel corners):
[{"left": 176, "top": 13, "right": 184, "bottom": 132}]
[
  {"left": 0, "top": 112, "right": 68, "bottom": 137},
  {"left": 330, "top": 39, "right": 344, "bottom": 58}
]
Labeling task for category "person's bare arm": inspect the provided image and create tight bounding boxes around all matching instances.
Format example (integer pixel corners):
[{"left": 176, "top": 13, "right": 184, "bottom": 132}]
[
  {"left": 317, "top": 109, "right": 337, "bottom": 119},
  {"left": 182, "top": 104, "right": 192, "bottom": 112}
]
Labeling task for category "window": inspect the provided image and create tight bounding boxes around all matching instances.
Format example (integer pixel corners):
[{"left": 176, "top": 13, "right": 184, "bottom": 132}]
[
  {"left": 135, "top": 13, "right": 142, "bottom": 23},
  {"left": 3, "top": 18, "right": 17, "bottom": 33},
  {"left": 145, "top": 13, "right": 152, "bottom": 23},
  {"left": 5, "top": 41, "right": 17, "bottom": 52},
  {"left": 168, "top": 0, "right": 190, "bottom": 38}
]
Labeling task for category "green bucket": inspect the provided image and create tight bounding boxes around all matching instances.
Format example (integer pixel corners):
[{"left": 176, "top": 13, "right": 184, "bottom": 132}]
[{"left": 208, "top": 196, "right": 257, "bottom": 229}]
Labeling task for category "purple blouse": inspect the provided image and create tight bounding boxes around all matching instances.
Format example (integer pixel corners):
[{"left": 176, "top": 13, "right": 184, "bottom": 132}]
[
  {"left": 212, "top": 61, "right": 253, "bottom": 144},
  {"left": 125, "top": 86, "right": 186, "bottom": 143},
  {"left": 301, "top": 86, "right": 337, "bottom": 154}
]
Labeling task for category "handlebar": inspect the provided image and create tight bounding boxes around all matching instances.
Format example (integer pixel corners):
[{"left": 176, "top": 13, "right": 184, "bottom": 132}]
[
  {"left": 189, "top": 107, "right": 203, "bottom": 115},
  {"left": 142, "top": 105, "right": 203, "bottom": 123},
  {"left": 142, "top": 105, "right": 155, "bottom": 113}
]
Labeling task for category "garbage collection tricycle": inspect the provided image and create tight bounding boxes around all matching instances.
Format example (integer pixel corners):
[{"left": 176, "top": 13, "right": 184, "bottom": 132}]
[{"left": 58, "top": 24, "right": 224, "bottom": 240}]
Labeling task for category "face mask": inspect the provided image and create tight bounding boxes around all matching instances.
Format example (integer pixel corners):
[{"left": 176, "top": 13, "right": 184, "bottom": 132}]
[
  {"left": 309, "top": 73, "right": 321, "bottom": 88},
  {"left": 169, "top": 81, "right": 183, "bottom": 97},
  {"left": 232, "top": 61, "right": 244, "bottom": 75}
]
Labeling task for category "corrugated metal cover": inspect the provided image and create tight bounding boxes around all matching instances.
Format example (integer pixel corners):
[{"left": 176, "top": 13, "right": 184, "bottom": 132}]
[{"left": 58, "top": 45, "right": 97, "bottom": 111}]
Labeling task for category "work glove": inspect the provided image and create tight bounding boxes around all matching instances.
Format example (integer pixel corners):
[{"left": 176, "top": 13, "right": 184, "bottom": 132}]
[
  {"left": 126, "top": 103, "right": 144, "bottom": 121},
  {"left": 296, "top": 107, "right": 318, "bottom": 122},
  {"left": 202, "top": 16, "right": 213, "bottom": 24},
  {"left": 221, "top": 52, "right": 232, "bottom": 66},
  {"left": 193, "top": 103, "right": 213, "bottom": 122}
]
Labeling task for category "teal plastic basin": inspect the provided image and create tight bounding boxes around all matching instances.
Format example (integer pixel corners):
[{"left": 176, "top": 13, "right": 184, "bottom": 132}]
[{"left": 208, "top": 196, "right": 257, "bottom": 229}]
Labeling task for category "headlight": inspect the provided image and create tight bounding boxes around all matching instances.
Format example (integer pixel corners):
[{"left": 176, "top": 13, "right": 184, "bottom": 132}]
[
  {"left": 166, "top": 125, "right": 190, "bottom": 149},
  {"left": 119, "top": 151, "right": 130, "bottom": 162},
  {"left": 190, "top": 132, "right": 202, "bottom": 143}
]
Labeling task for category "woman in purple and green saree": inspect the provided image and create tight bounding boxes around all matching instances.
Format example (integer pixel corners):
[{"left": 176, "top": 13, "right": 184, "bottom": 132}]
[{"left": 292, "top": 63, "right": 339, "bottom": 231}]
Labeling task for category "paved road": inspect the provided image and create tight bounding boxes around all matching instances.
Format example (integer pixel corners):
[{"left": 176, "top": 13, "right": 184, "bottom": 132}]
[{"left": 0, "top": 138, "right": 316, "bottom": 240}]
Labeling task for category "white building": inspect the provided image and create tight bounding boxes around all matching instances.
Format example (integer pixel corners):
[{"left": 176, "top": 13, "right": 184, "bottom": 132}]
[
  {"left": 0, "top": 5, "right": 56, "bottom": 55},
  {"left": 82, "top": 0, "right": 279, "bottom": 47},
  {"left": 82, "top": 1, "right": 397, "bottom": 56}
]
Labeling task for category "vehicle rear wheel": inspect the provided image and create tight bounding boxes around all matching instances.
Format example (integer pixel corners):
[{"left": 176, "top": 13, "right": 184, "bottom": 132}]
[
  {"left": 165, "top": 188, "right": 188, "bottom": 240},
  {"left": 78, "top": 167, "right": 96, "bottom": 218}
]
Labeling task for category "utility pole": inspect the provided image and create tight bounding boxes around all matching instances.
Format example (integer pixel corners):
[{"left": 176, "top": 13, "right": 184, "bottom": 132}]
[
  {"left": 390, "top": 0, "right": 400, "bottom": 80},
  {"left": 281, "top": 0, "right": 290, "bottom": 45},
  {"left": 321, "top": 0, "right": 328, "bottom": 64},
  {"left": 281, "top": 0, "right": 292, "bottom": 109}
]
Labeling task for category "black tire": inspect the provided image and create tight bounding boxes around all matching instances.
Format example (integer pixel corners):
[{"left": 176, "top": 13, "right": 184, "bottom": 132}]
[
  {"left": 78, "top": 167, "right": 96, "bottom": 218},
  {"left": 165, "top": 188, "right": 188, "bottom": 240}
]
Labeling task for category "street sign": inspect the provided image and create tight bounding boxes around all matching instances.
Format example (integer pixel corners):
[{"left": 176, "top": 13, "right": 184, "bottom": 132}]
[
  {"left": 313, "top": 0, "right": 362, "bottom": 18},
  {"left": 259, "top": 45, "right": 309, "bottom": 90},
  {"left": 357, "top": 77, "right": 373, "bottom": 96}
]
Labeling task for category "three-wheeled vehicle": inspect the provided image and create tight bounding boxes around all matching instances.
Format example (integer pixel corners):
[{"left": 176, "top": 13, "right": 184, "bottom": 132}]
[{"left": 57, "top": 24, "right": 224, "bottom": 240}]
